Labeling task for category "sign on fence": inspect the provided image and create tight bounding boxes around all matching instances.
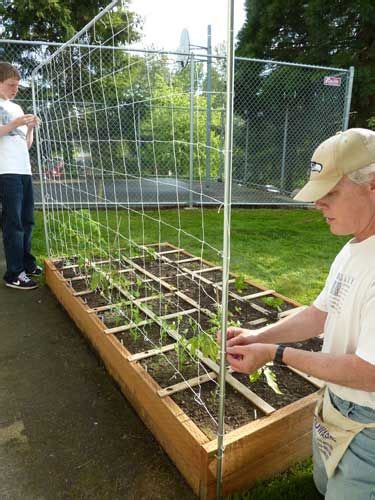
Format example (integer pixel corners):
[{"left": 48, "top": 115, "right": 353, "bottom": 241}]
[{"left": 323, "top": 76, "right": 342, "bottom": 87}]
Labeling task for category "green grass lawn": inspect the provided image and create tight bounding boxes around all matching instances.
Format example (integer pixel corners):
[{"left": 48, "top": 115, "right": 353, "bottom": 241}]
[
  {"left": 33, "top": 207, "right": 343, "bottom": 499},
  {"left": 34, "top": 207, "right": 349, "bottom": 304}
]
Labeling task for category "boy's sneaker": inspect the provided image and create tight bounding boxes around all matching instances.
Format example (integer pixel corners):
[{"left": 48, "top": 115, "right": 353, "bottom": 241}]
[
  {"left": 5, "top": 271, "right": 39, "bottom": 290},
  {"left": 26, "top": 265, "right": 43, "bottom": 277}
]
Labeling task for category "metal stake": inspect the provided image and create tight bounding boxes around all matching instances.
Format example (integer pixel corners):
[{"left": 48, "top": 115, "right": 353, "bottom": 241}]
[{"left": 216, "top": 0, "right": 235, "bottom": 498}]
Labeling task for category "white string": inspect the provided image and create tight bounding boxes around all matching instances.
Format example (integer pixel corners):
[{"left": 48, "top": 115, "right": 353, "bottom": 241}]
[{"left": 34, "top": 3, "right": 228, "bottom": 433}]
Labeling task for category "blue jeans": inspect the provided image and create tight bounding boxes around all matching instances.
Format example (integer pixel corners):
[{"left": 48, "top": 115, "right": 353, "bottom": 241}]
[
  {"left": 0, "top": 174, "right": 36, "bottom": 281},
  {"left": 313, "top": 390, "right": 375, "bottom": 499}
]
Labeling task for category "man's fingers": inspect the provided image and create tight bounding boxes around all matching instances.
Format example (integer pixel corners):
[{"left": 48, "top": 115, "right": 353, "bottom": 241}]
[
  {"left": 227, "top": 345, "right": 246, "bottom": 355},
  {"left": 227, "top": 335, "right": 246, "bottom": 347},
  {"left": 227, "top": 353, "right": 246, "bottom": 372},
  {"left": 217, "top": 327, "right": 242, "bottom": 344}
]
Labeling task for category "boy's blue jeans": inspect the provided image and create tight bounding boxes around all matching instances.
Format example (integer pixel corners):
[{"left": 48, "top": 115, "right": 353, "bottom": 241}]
[
  {"left": 313, "top": 389, "right": 375, "bottom": 499},
  {"left": 0, "top": 174, "right": 36, "bottom": 281}
]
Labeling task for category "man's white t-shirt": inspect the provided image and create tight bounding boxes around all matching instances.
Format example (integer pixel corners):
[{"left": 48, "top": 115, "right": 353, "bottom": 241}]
[
  {"left": 314, "top": 235, "right": 375, "bottom": 408},
  {"left": 0, "top": 98, "right": 31, "bottom": 175}
]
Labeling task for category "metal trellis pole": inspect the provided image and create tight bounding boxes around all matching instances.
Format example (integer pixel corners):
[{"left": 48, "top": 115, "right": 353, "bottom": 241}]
[
  {"left": 343, "top": 66, "right": 355, "bottom": 130},
  {"left": 205, "top": 25, "right": 212, "bottom": 187},
  {"left": 216, "top": 0, "right": 235, "bottom": 498},
  {"left": 189, "top": 53, "right": 195, "bottom": 208},
  {"left": 31, "top": 76, "right": 50, "bottom": 256},
  {"left": 280, "top": 104, "right": 289, "bottom": 191}
]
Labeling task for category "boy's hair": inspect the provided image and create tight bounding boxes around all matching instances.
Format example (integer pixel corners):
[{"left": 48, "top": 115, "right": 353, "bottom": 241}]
[{"left": 0, "top": 62, "right": 21, "bottom": 82}]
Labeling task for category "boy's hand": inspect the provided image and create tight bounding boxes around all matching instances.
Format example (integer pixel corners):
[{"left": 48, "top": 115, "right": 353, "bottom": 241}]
[
  {"left": 26, "top": 115, "right": 41, "bottom": 129},
  {"left": 13, "top": 114, "right": 40, "bottom": 128}
]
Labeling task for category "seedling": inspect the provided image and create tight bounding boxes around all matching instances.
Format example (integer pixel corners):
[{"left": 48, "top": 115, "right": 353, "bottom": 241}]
[
  {"left": 159, "top": 320, "right": 170, "bottom": 345},
  {"left": 175, "top": 337, "right": 189, "bottom": 367},
  {"left": 90, "top": 270, "right": 111, "bottom": 295},
  {"left": 129, "top": 327, "right": 140, "bottom": 342},
  {"left": 188, "top": 332, "right": 219, "bottom": 362},
  {"left": 249, "top": 365, "right": 282, "bottom": 394},
  {"left": 111, "top": 300, "right": 129, "bottom": 326},
  {"left": 234, "top": 273, "right": 247, "bottom": 293},
  {"left": 130, "top": 306, "right": 143, "bottom": 326},
  {"left": 145, "top": 246, "right": 158, "bottom": 260},
  {"left": 261, "top": 296, "right": 285, "bottom": 311}
]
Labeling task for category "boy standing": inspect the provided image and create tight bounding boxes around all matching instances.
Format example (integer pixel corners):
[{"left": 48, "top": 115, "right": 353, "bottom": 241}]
[{"left": 0, "top": 61, "right": 41, "bottom": 290}]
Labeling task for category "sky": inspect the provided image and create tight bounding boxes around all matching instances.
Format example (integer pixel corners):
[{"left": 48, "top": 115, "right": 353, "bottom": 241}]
[{"left": 129, "top": 0, "right": 247, "bottom": 53}]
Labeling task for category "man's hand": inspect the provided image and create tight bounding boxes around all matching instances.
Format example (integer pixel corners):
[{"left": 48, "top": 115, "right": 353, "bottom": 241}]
[
  {"left": 227, "top": 343, "right": 277, "bottom": 374},
  {"left": 227, "top": 326, "right": 259, "bottom": 347},
  {"left": 216, "top": 326, "right": 259, "bottom": 347}
]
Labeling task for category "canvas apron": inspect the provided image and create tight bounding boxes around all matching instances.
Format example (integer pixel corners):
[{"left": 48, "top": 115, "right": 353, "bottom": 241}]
[{"left": 313, "top": 387, "right": 375, "bottom": 478}]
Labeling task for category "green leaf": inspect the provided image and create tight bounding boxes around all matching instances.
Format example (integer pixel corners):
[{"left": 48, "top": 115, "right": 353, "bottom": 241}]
[
  {"left": 234, "top": 273, "right": 246, "bottom": 293},
  {"left": 249, "top": 369, "right": 262, "bottom": 383},
  {"left": 263, "top": 366, "right": 283, "bottom": 395},
  {"left": 90, "top": 271, "right": 101, "bottom": 290}
]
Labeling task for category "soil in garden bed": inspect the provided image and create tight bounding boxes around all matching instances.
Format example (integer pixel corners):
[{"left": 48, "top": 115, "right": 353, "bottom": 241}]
[
  {"left": 193, "top": 269, "right": 223, "bottom": 283},
  {"left": 69, "top": 278, "right": 89, "bottom": 292},
  {"left": 286, "top": 336, "right": 324, "bottom": 352},
  {"left": 131, "top": 258, "right": 212, "bottom": 286},
  {"left": 100, "top": 305, "right": 147, "bottom": 329},
  {"left": 52, "top": 257, "right": 78, "bottom": 269},
  {"left": 115, "top": 322, "right": 173, "bottom": 354},
  {"left": 146, "top": 244, "right": 175, "bottom": 254},
  {"left": 159, "top": 273, "right": 192, "bottom": 289},
  {"left": 62, "top": 267, "right": 82, "bottom": 279},
  {"left": 233, "top": 366, "right": 318, "bottom": 411},
  {"left": 172, "top": 381, "right": 264, "bottom": 440},
  {"left": 159, "top": 250, "right": 184, "bottom": 262},
  {"left": 179, "top": 260, "right": 212, "bottom": 271},
  {"left": 164, "top": 311, "right": 214, "bottom": 339},
  {"left": 228, "top": 281, "right": 262, "bottom": 297},
  {"left": 140, "top": 350, "right": 208, "bottom": 388},
  {"left": 179, "top": 281, "right": 221, "bottom": 309},
  {"left": 145, "top": 294, "right": 196, "bottom": 316},
  {"left": 228, "top": 299, "right": 270, "bottom": 326},
  {"left": 81, "top": 291, "right": 109, "bottom": 308},
  {"left": 252, "top": 296, "right": 296, "bottom": 315}
]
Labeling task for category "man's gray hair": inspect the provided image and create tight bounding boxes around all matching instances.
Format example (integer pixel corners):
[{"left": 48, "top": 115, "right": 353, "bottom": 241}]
[{"left": 348, "top": 164, "right": 375, "bottom": 185}]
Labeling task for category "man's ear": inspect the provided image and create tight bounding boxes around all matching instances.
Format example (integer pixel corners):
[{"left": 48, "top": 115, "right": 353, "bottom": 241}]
[{"left": 369, "top": 177, "right": 375, "bottom": 195}]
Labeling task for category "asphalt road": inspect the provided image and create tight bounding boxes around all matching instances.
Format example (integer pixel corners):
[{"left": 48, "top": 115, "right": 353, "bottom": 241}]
[{"left": 0, "top": 244, "right": 195, "bottom": 500}]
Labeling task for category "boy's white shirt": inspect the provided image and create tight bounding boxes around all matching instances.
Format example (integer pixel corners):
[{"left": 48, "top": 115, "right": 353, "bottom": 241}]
[
  {"left": 314, "top": 235, "right": 375, "bottom": 408},
  {"left": 0, "top": 98, "right": 31, "bottom": 175}
]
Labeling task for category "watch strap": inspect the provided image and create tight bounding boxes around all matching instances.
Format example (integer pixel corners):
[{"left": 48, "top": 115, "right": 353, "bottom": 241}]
[{"left": 274, "top": 344, "right": 287, "bottom": 366}]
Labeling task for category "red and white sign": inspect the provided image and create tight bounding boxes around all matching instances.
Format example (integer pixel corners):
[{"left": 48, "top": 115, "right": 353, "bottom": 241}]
[{"left": 324, "top": 76, "right": 342, "bottom": 87}]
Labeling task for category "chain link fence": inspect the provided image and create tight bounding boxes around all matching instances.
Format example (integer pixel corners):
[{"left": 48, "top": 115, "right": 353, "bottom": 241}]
[
  {"left": 0, "top": 39, "right": 353, "bottom": 206},
  {"left": 233, "top": 57, "right": 353, "bottom": 197}
]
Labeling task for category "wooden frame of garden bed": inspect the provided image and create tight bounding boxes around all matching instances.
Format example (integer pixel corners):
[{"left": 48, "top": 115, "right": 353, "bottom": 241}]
[{"left": 45, "top": 243, "right": 320, "bottom": 499}]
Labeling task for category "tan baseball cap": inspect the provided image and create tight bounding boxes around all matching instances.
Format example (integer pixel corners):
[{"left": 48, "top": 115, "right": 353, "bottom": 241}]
[{"left": 294, "top": 128, "right": 375, "bottom": 202}]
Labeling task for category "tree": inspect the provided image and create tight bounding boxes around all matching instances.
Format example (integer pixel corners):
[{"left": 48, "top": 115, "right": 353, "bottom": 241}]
[
  {"left": 0, "top": 0, "right": 141, "bottom": 43},
  {"left": 236, "top": 0, "right": 375, "bottom": 127},
  {"left": 0, "top": 1, "right": 142, "bottom": 172}
]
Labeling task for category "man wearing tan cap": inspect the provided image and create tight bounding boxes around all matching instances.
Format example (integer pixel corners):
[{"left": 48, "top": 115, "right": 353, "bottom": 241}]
[{"left": 224, "top": 128, "right": 375, "bottom": 499}]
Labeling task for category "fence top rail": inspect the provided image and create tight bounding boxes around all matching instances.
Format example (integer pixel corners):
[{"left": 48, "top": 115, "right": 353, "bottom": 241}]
[
  {"left": 0, "top": 38, "right": 350, "bottom": 73},
  {"left": 0, "top": 38, "right": 210, "bottom": 60},
  {"left": 1, "top": 38, "right": 350, "bottom": 74},
  {"left": 235, "top": 55, "right": 350, "bottom": 73}
]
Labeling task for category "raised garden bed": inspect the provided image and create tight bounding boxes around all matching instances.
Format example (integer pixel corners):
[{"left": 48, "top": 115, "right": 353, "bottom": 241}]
[{"left": 45, "top": 242, "right": 323, "bottom": 499}]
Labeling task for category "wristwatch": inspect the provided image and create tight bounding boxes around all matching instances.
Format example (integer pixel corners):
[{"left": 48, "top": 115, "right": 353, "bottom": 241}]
[{"left": 274, "top": 345, "right": 287, "bottom": 366}]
